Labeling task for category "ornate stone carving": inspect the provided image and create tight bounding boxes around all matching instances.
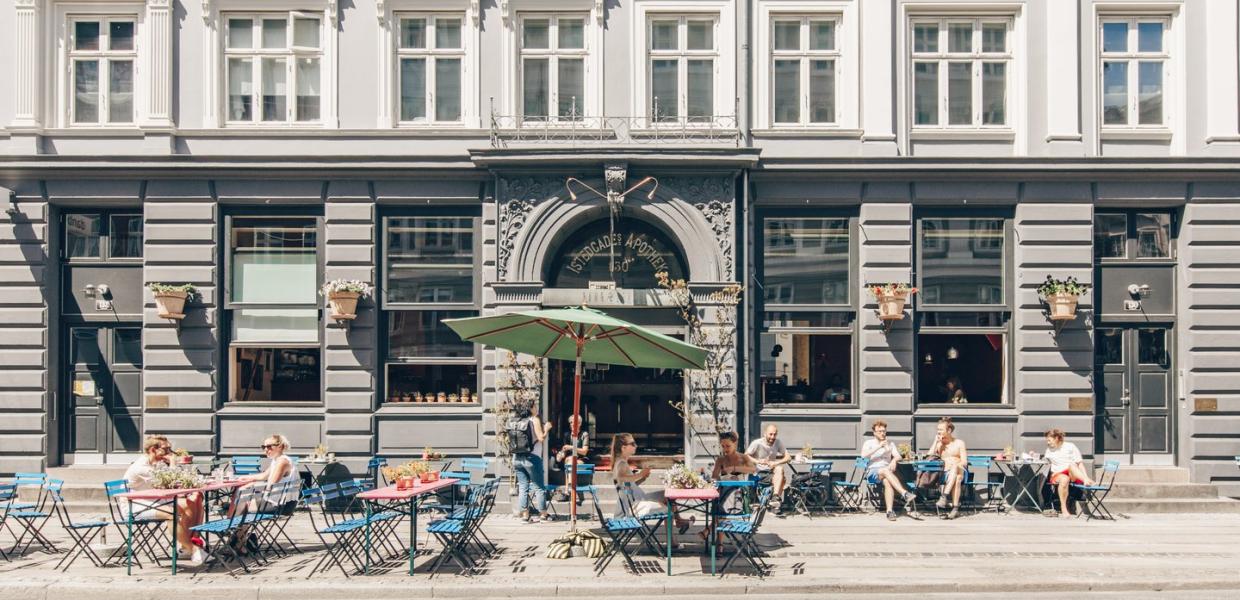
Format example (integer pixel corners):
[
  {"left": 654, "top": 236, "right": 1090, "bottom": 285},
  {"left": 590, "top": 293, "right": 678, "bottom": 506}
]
[
  {"left": 661, "top": 176, "right": 736, "bottom": 279},
  {"left": 604, "top": 163, "right": 626, "bottom": 196},
  {"left": 497, "top": 176, "right": 563, "bottom": 280}
]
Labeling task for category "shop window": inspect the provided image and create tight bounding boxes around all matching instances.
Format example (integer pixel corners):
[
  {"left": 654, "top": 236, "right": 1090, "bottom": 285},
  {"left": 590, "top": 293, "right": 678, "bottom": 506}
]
[
  {"left": 384, "top": 217, "right": 475, "bottom": 304},
  {"left": 64, "top": 212, "right": 143, "bottom": 260},
  {"left": 232, "top": 347, "right": 321, "bottom": 402},
  {"left": 760, "top": 330, "right": 852, "bottom": 405},
  {"left": 918, "top": 217, "right": 1005, "bottom": 306},
  {"left": 230, "top": 217, "right": 318, "bottom": 304},
  {"left": 917, "top": 332, "right": 1006, "bottom": 404},
  {"left": 762, "top": 217, "right": 849, "bottom": 306},
  {"left": 1094, "top": 211, "right": 1174, "bottom": 261}
]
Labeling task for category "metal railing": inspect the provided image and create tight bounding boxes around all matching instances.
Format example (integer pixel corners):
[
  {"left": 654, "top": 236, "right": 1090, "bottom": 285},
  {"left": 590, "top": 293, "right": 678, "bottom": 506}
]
[{"left": 489, "top": 97, "right": 741, "bottom": 148}]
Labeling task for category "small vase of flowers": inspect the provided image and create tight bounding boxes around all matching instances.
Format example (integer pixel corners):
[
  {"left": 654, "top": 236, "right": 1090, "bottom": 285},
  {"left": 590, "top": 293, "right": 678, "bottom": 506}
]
[
  {"left": 320, "top": 279, "right": 374, "bottom": 322},
  {"left": 868, "top": 283, "right": 918, "bottom": 321}
]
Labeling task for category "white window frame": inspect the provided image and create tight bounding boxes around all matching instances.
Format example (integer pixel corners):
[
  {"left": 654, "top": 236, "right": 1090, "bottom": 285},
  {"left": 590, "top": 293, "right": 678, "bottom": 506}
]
[
  {"left": 221, "top": 12, "right": 325, "bottom": 125},
  {"left": 908, "top": 16, "right": 1013, "bottom": 130},
  {"left": 754, "top": 1, "right": 858, "bottom": 132},
  {"left": 517, "top": 13, "right": 591, "bottom": 124},
  {"left": 392, "top": 12, "right": 468, "bottom": 125},
  {"left": 1091, "top": 3, "right": 1184, "bottom": 152},
  {"left": 499, "top": 0, "right": 602, "bottom": 128},
  {"left": 66, "top": 15, "right": 138, "bottom": 126},
  {"left": 769, "top": 15, "right": 840, "bottom": 127},
  {"left": 379, "top": 0, "right": 479, "bottom": 128},
  {"left": 52, "top": 2, "right": 148, "bottom": 129},
  {"left": 204, "top": 0, "right": 338, "bottom": 128},
  {"left": 633, "top": 0, "right": 736, "bottom": 128},
  {"left": 1097, "top": 16, "right": 1171, "bottom": 129}
]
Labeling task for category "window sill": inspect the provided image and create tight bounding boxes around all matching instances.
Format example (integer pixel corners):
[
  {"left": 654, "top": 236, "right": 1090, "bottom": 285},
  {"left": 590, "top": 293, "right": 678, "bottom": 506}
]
[
  {"left": 914, "top": 403, "right": 1016, "bottom": 414},
  {"left": 178, "top": 127, "right": 491, "bottom": 138},
  {"left": 751, "top": 128, "right": 864, "bottom": 139},
  {"left": 759, "top": 404, "right": 859, "bottom": 413},
  {"left": 377, "top": 403, "right": 482, "bottom": 415},
  {"left": 43, "top": 128, "right": 146, "bottom": 138},
  {"left": 1099, "top": 128, "right": 1173, "bottom": 142},
  {"left": 218, "top": 402, "right": 324, "bottom": 414},
  {"left": 908, "top": 129, "right": 1016, "bottom": 142}
]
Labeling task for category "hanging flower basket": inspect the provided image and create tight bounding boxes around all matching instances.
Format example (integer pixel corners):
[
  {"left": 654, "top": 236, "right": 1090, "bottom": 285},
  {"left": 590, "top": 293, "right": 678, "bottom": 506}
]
[
  {"left": 320, "top": 279, "right": 374, "bottom": 322},
  {"left": 868, "top": 283, "right": 918, "bottom": 321},
  {"left": 1037, "top": 276, "right": 1089, "bottom": 322},
  {"left": 148, "top": 283, "right": 196, "bottom": 321},
  {"left": 1046, "top": 292, "right": 1079, "bottom": 320}
]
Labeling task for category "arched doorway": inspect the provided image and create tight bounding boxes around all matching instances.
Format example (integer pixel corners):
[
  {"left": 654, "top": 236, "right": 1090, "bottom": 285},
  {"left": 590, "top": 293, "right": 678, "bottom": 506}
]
[{"left": 546, "top": 217, "right": 688, "bottom": 288}]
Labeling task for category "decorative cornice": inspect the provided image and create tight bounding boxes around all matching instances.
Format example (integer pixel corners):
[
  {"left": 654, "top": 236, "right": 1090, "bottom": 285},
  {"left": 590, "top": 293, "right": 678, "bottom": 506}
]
[
  {"left": 595, "top": 0, "right": 604, "bottom": 23},
  {"left": 376, "top": 0, "right": 386, "bottom": 24},
  {"left": 327, "top": 0, "right": 338, "bottom": 25},
  {"left": 14, "top": 0, "right": 38, "bottom": 8},
  {"left": 201, "top": 0, "right": 211, "bottom": 23},
  {"left": 500, "top": 0, "right": 511, "bottom": 24},
  {"left": 146, "top": 0, "right": 171, "bottom": 8},
  {"left": 470, "top": 0, "right": 480, "bottom": 25}
]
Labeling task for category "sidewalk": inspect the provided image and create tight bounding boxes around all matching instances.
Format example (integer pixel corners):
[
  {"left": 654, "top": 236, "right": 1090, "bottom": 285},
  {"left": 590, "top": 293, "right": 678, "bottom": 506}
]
[{"left": 2, "top": 510, "right": 1239, "bottom": 598}]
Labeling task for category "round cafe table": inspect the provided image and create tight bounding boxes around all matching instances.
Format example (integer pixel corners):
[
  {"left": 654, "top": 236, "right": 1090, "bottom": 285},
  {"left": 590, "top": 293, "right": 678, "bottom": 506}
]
[{"left": 996, "top": 460, "right": 1049, "bottom": 512}]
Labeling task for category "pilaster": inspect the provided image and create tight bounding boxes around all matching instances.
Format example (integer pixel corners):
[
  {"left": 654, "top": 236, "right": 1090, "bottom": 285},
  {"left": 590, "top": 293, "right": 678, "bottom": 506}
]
[
  {"left": 11, "top": 0, "right": 44, "bottom": 130},
  {"left": 142, "top": 0, "right": 175, "bottom": 128}
]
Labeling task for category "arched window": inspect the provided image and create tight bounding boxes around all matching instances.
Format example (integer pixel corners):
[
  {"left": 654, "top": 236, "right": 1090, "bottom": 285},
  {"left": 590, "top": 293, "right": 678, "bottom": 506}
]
[{"left": 547, "top": 218, "right": 687, "bottom": 288}]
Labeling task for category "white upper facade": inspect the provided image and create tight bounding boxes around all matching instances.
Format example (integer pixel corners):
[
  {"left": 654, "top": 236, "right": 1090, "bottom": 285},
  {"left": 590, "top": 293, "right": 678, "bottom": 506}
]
[{"left": 0, "top": 0, "right": 1236, "bottom": 158}]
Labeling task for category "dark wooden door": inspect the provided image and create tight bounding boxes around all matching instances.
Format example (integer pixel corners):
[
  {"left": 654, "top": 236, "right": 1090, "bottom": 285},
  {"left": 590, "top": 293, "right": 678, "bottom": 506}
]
[
  {"left": 1095, "top": 326, "right": 1173, "bottom": 457},
  {"left": 68, "top": 325, "right": 143, "bottom": 458}
]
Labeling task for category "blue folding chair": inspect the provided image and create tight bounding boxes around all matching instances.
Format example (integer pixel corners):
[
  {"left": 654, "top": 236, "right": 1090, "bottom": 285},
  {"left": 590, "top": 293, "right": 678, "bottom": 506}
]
[
  {"left": 0, "top": 483, "right": 15, "bottom": 561},
  {"left": 832, "top": 457, "right": 869, "bottom": 512},
  {"left": 964, "top": 456, "right": 1005, "bottom": 513},
  {"left": 103, "top": 479, "right": 168, "bottom": 568},
  {"left": 231, "top": 456, "right": 264, "bottom": 477},
  {"left": 1072, "top": 460, "right": 1121, "bottom": 521},
  {"left": 615, "top": 481, "right": 667, "bottom": 556},
  {"left": 911, "top": 460, "right": 946, "bottom": 515},
  {"left": 367, "top": 456, "right": 389, "bottom": 488},
  {"left": 545, "top": 462, "right": 595, "bottom": 518},
  {"left": 191, "top": 484, "right": 275, "bottom": 575},
  {"left": 785, "top": 460, "right": 833, "bottom": 515},
  {"left": 718, "top": 487, "right": 774, "bottom": 578},
  {"left": 589, "top": 487, "right": 649, "bottom": 576},
  {"left": 50, "top": 486, "right": 118, "bottom": 570},
  {"left": 7, "top": 477, "right": 63, "bottom": 555}
]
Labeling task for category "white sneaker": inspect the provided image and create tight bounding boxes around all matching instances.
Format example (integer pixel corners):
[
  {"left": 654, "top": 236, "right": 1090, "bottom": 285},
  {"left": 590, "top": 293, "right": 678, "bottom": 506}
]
[{"left": 188, "top": 548, "right": 206, "bottom": 566}]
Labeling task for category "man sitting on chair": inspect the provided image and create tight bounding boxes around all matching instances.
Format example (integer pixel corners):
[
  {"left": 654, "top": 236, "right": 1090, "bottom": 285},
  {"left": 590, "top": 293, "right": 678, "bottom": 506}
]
[
  {"left": 862, "top": 420, "right": 918, "bottom": 521},
  {"left": 1045, "top": 428, "right": 1095, "bottom": 518},
  {"left": 927, "top": 417, "right": 967, "bottom": 520},
  {"left": 745, "top": 425, "right": 792, "bottom": 513}
]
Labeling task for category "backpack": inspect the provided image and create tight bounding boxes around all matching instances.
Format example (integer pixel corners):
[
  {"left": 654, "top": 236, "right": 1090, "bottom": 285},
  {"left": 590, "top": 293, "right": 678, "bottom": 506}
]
[{"left": 506, "top": 418, "right": 535, "bottom": 454}]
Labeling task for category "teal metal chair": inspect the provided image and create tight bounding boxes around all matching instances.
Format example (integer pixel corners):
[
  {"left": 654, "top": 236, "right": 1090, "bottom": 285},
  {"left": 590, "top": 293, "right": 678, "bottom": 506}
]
[{"left": 1072, "top": 460, "right": 1121, "bottom": 521}]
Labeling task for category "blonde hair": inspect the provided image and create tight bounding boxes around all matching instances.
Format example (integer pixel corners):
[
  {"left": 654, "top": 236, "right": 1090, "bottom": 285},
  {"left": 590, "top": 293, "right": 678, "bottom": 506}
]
[
  {"left": 143, "top": 435, "right": 170, "bottom": 453},
  {"left": 609, "top": 433, "right": 634, "bottom": 469},
  {"left": 264, "top": 434, "right": 291, "bottom": 451},
  {"left": 1045, "top": 428, "right": 1065, "bottom": 442}
]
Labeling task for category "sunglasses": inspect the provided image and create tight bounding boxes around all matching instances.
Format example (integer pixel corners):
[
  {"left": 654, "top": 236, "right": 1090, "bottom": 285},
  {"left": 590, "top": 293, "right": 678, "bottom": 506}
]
[
  {"left": 157, "top": 446, "right": 172, "bottom": 452},
  {"left": 261, "top": 443, "right": 281, "bottom": 450}
]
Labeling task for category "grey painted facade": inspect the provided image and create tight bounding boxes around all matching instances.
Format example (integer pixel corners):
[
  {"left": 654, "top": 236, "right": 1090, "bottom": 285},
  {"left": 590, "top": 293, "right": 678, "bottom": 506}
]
[{"left": 1, "top": 1, "right": 1239, "bottom": 495}]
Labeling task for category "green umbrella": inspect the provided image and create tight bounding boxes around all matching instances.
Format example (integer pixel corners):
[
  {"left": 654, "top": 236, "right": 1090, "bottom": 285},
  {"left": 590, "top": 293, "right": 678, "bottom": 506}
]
[{"left": 443, "top": 306, "right": 708, "bottom": 527}]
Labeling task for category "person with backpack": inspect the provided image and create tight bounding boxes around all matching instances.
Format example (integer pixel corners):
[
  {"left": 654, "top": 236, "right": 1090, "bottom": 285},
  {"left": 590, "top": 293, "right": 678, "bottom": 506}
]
[{"left": 509, "top": 402, "right": 552, "bottom": 523}]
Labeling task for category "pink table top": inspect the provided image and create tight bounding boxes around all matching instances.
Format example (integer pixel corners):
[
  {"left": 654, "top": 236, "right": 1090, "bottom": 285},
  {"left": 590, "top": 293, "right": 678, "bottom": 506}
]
[
  {"left": 664, "top": 487, "right": 720, "bottom": 501},
  {"left": 115, "top": 479, "right": 247, "bottom": 501},
  {"left": 358, "top": 478, "right": 459, "bottom": 501}
]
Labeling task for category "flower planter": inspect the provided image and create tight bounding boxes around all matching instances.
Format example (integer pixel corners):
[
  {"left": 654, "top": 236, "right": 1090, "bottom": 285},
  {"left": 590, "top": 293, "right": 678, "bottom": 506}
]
[
  {"left": 419, "top": 471, "right": 439, "bottom": 484},
  {"left": 1046, "top": 292, "right": 1079, "bottom": 321},
  {"left": 877, "top": 292, "right": 909, "bottom": 321},
  {"left": 154, "top": 290, "right": 188, "bottom": 320},
  {"left": 396, "top": 476, "right": 416, "bottom": 490},
  {"left": 177, "top": 455, "right": 194, "bottom": 465},
  {"left": 327, "top": 291, "right": 360, "bottom": 321}
]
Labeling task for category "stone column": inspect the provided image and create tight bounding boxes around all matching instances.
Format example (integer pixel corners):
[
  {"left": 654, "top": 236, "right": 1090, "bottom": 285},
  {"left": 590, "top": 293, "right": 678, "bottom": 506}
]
[{"left": 142, "top": 0, "right": 175, "bottom": 128}]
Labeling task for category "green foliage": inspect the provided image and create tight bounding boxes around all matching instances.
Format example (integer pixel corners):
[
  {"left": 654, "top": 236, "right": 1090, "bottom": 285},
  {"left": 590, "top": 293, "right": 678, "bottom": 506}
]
[{"left": 1037, "top": 275, "right": 1090, "bottom": 297}]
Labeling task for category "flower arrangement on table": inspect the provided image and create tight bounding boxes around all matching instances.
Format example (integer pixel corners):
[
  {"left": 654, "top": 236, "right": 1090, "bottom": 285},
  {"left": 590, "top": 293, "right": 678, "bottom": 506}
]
[
  {"left": 422, "top": 446, "right": 444, "bottom": 461},
  {"left": 319, "top": 279, "right": 374, "bottom": 321},
  {"left": 794, "top": 441, "right": 815, "bottom": 463},
  {"left": 150, "top": 466, "right": 203, "bottom": 490},
  {"left": 867, "top": 283, "right": 918, "bottom": 321},
  {"left": 897, "top": 443, "right": 915, "bottom": 461},
  {"left": 172, "top": 447, "right": 193, "bottom": 465},
  {"left": 662, "top": 462, "right": 711, "bottom": 490},
  {"left": 383, "top": 460, "right": 438, "bottom": 489},
  {"left": 308, "top": 444, "right": 334, "bottom": 462}
]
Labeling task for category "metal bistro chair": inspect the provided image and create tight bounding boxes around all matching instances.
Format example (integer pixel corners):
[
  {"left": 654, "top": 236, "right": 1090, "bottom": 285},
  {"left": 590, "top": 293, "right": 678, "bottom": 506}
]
[
  {"left": 1072, "top": 460, "right": 1121, "bottom": 521},
  {"left": 1, "top": 473, "right": 46, "bottom": 547},
  {"left": 546, "top": 462, "right": 595, "bottom": 519},
  {"left": 7, "top": 477, "right": 63, "bottom": 555},
  {"left": 718, "top": 486, "right": 775, "bottom": 578},
  {"left": 103, "top": 479, "right": 169, "bottom": 568},
  {"left": 0, "top": 483, "right": 15, "bottom": 561},
  {"left": 784, "top": 460, "right": 833, "bottom": 515},
  {"left": 589, "top": 487, "right": 647, "bottom": 577},
  {"left": 367, "top": 456, "right": 389, "bottom": 488},
  {"left": 190, "top": 484, "right": 274, "bottom": 575},
  {"left": 832, "top": 457, "right": 869, "bottom": 513},
  {"left": 302, "top": 483, "right": 399, "bottom": 578},
  {"left": 615, "top": 481, "right": 667, "bottom": 556},
  {"left": 50, "top": 486, "right": 119, "bottom": 571},
  {"left": 964, "top": 456, "right": 1006, "bottom": 513},
  {"left": 230, "top": 456, "right": 264, "bottom": 477},
  {"left": 426, "top": 481, "right": 492, "bottom": 577}
]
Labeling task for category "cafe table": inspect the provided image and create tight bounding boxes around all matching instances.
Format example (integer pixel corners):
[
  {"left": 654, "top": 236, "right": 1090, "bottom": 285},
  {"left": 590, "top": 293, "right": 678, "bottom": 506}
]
[
  {"left": 663, "top": 486, "right": 720, "bottom": 576},
  {"left": 996, "top": 460, "right": 1049, "bottom": 512},
  {"left": 114, "top": 479, "right": 247, "bottom": 576},
  {"left": 357, "top": 477, "right": 459, "bottom": 575}
]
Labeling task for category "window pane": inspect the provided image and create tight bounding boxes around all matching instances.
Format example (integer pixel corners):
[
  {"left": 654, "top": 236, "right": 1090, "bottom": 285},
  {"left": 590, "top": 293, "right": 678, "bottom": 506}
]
[
  {"left": 1138, "top": 61, "right": 1163, "bottom": 125},
  {"left": 919, "top": 312, "right": 1006, "bottom": 327},
  {"left": 773, "top": 21, "right": 800, "bottom": 51},
  {"left": 109, "top": 60, "right": 134, "bottom": 123},
  {"left": 920, "top": 218, "right": 1004, "bottom": 305},
  {"left": 687, "top": 20, "right": 713, "bottom": 50},
  {"left": 293, "top": 17, "right": 319, "bottom": 48},
  {"left": 762, "top": 218, "right": 849, "bottom": 305},
  {"left": 386, "top": 217, "right": 475, "bottom": 304},
  {"left": 114, "top": 328, "right": 142, "bottom": 366},
  {"left": 917, "top": 334, "right": 1005, "bottom": 404},
  {"left": 559, "top": 18, "right": 585, "bottom": 49},
  {"left": 1135, "top": 213, "right": 1171, "bottom": 258},
  {"left": 523, "top": 18, "right": 550, "bottom": 49},
  {"left": 65, "top": 214, "right": 102, "bottom": 258},
  {"left": 651, "top": 59, "right": 678, "bottom": 120},
  {"left": 981, "top": 62, "right": 1005, "bottom": 125},
  {"left": 760, "top": 333, "right": 851, "bottom": 404},
  {"left": 981, "top": 23, "right": 1005, "bottom": 53},
  {"left": 262, "top": 19, "right": 287, "bottom": 49},
  {"left": 913, "top": 62, "right": 938, "bottom": 125},
  {"left": 400, "top": 18, "right": 426, "bottom": 49},
  {"left": 400, "top": 59, "right": 426, "bottom": 120},
  {"left": 74, "top": 61, "right": 100, "bottom": 123},
  {"left": 772, "top": 59, "right": 800, "bottom": 124},
  {"left": 763, "top": 312, "right": 852, "bottom": 329},
  {"left": 228, "top": 58, "right": 254, "bottom": 121},
  {"left": 387, "top": 363, "right": 477, "bottom": 404},
  {"left": 231, "top": 308, "right": 319, "bottom": 343},
  {"left": 809, "top": 60, "right": 835, "bottom": 123},
  {"left": 388, "top": 310, "right": 475, "bottom": 357},
  {"left": 558, "top": 58, "right": 585, "bottom": 119},
  {"left": 75, "top": 21, "right": 101, "bottom": 51},
  {"left": 522, "top": 58, "right": 550, "bottom": 119},
  {"left": 651, "top": 20, "right": 678, "bottom": 50},
  {"left": 1138, "top": 328, "right": 1168, "bottom": 366},
  {"left": 1094, "top": 214, "right": 1127, "bottom": 259},
  {"left": 72, "top": 328, "right": 101, "bottom": 365},
  {"left": 232, "top": 347, "right": 320, "bottom": 402},
  {"left": 948, "top": 23, "right": 972, "bottom": 53},
  {"left": 913, "top": 23, "right": 938, "bottom": 53},
  {"left": 1102, "top": 61, "right": 1128, "bottom": 125},
  {"left": 947, "top": 62, "right": 972, "bottom": 125},
  {"left": 230, "top": 218, "right": 317, "bottom": 304},
  {"left": 228, "top": 19, "right": 253, "bottom": 49},
  {"left": 295, "top": 58, "right": 320, "bottom": 121},
  {"left": 109, "top": 215, "right": 143, "bottom": 258},
  {"left": 436, "top": 18, "right": 462, "bottom": 49},
  {"left": 1096, "top": 329, "right": 1123, "bottom": 364},
  {"left": 1137, "top": 21, "right": 1163, "bottom": 52},
  {"left": 1102, "top": 22, "right": 1128, "bottom": 53},
  {"left": 109, "top": 21, "right": 135, "bottom": 51},
  {"left": 435, "top": 58, "right": 461, "bottom": 121},
  {"left": 686, "top": 59, "right": 713, "bottom": 119},
  {"left": 261, "top": 57, "right": 287, "bottom": 121},
  {"left": 810, "top": 20, "right": 835, "bottom": 51}
]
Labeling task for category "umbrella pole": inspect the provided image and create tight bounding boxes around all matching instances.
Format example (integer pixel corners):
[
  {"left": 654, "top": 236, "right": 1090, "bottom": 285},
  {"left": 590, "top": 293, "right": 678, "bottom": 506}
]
[{"left": 570, "top": 339, "right": 583, "bottom": 530}]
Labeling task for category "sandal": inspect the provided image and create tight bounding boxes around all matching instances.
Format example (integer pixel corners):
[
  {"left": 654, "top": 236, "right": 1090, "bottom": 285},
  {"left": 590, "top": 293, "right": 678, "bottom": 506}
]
[{"left": 677, "top": 515, "right": 696, "bottom": 535}]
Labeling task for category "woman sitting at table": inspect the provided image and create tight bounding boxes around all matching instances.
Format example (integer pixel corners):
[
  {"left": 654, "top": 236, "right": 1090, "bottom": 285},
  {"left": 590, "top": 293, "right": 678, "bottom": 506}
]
[
  {"left": 609, "top": 432, "right": 694, "bottom": 534},
  {"left": 711, "top": 431, "right": 757, "bottom": 513},
  {"left": 228, "top": 434, "right": 298, "bottom": 552},
  {"left": 1045, "top": 428, "right": 1096, "bottom": 518},
  {"left": 124, "top": 434, "right": 206, "bottom": 566}
]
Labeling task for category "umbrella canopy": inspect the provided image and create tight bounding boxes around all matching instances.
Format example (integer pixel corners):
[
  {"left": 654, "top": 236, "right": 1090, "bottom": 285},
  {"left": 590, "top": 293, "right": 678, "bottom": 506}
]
[{"left": 442, "top": 307, "right": 708, "bottom": 370}]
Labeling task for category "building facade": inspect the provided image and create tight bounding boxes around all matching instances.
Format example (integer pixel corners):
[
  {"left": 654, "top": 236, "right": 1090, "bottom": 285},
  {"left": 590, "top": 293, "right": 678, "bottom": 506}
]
[{"left": 1, "top": 0, "right": 1238, "bottom": 495}]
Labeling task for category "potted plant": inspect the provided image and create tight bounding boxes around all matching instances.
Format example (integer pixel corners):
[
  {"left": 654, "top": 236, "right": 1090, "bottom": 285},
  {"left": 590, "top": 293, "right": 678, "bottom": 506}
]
[
  {"left": 150, "top": 467, "right": 202, "bottom": 490},
  {"left": 897, "top": 443, "right": 915, "bottom": 461},
  {"left": 1037, "top": 275, "right": 1090, "bottom": 320},
  {"left": 148, "top": 283, "right": 196, "bottom": 320},
  {"left": 867, "top": 283, "right": 918, "bottom": 321},
  {"left": 422, "top": 446, "right": 444, "bottom": 462},
  {"left": 172, "top": 448, "right": 193, "bottom": 465},
  {"left": 662, "top": 463, "right": 711, "bottom": 490},
  {"left": 320, "top": 279, "right": 374, "bottom": 321},
  {"left": 409, "top": 460, "right": 437, "bottom": 483}
]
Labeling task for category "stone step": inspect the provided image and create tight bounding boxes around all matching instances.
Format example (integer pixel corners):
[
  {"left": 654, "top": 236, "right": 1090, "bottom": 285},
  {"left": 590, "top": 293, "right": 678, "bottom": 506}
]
[
  {"left": 1105, "top": 497, "right": 1240, "bottom": 513},
  {"left": 1108, "top": 482, "right": 1222, "bottom": 500},
  {"left": 1111, "top": 466, "right": 1190, "bottom": 484}
]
